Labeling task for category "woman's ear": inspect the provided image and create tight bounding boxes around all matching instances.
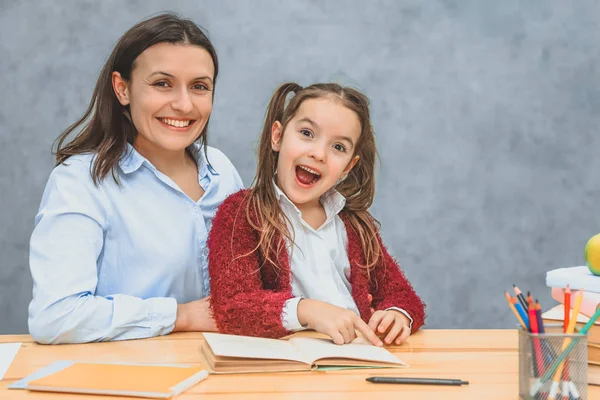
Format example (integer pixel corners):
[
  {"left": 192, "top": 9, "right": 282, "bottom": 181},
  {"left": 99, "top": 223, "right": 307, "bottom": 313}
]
[
  {"left": 112, "top": 71, "right": 130, "bottom": 106},
  {"left": 271, "top": 121, "right": 283, "bottom": 151}
]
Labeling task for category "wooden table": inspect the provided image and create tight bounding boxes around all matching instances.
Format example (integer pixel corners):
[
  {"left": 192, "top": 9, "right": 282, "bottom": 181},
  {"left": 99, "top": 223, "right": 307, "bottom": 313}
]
[{"left": 1, "top": 330, "right": 598, "bottom": 399}]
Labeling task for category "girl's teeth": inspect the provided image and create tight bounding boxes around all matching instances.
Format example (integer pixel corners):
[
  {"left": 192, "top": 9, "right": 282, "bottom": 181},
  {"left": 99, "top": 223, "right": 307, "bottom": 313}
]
[{"left": 298, "top": 165, "right": 320, "bottom": 176}]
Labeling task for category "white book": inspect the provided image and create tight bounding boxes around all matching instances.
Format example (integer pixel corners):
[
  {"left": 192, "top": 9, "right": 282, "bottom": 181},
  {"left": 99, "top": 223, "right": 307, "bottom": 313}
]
[{"left": 545, "top": 266, "right": 600, "bottom": 293}]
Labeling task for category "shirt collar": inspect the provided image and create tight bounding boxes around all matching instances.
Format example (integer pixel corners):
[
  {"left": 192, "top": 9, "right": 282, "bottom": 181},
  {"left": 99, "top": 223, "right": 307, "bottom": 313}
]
[
  {"left": 273, "top": 180, "right": 346, "bottom": 221},
  {"left": 118, "top": 142, "right": 216, "bottom": 178}
]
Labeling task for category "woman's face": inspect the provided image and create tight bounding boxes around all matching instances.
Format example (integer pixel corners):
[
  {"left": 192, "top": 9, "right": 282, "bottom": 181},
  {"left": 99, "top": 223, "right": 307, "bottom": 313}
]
[{"left": 113, "top": 42, "right": 215, "bottom": 153}]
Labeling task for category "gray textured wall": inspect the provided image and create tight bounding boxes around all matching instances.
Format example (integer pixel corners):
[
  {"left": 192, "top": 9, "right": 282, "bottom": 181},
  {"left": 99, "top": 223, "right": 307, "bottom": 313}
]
[{"left": 1, "top": 0, "right": 600, "bottom": 334}]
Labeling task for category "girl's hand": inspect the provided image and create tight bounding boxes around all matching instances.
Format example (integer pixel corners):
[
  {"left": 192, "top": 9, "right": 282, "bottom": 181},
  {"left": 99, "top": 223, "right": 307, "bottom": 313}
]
[
  {"left": 297, "top": 299, "right": 383, "bottom": 346},
  {"left": 368, "top": 309, "right": 411, "bottom": 345}
]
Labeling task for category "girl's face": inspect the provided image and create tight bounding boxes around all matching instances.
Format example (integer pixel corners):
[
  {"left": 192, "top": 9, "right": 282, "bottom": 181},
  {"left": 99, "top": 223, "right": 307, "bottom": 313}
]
[
  {"left": 271, "top": 97, "right": 360, "bottom": 210},
  {"left": 112, "top": 42, "right": 215, "bottom": 154}
]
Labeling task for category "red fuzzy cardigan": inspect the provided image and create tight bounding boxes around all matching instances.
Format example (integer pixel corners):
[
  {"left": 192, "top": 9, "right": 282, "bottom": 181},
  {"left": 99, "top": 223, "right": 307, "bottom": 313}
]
[{"left": 207, "top": 189, "right": 426, "bottom": 338}]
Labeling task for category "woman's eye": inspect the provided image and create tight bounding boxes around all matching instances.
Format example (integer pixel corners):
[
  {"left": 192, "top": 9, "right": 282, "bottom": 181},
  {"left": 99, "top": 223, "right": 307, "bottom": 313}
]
[
  {"left": 192, "top": 83, "right": 209, "bottom": 91},
  {"left": 300, "top": 129, "right": 313, "bottom": 137},
  {"left": 153, "top": 81, "right": 170, "bottom": 88},
  {"left": 333, "top": 144, "right": 346, "bottom": 152}
]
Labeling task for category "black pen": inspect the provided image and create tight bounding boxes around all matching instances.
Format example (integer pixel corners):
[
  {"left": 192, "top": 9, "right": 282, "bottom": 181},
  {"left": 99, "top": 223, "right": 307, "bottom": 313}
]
[{"left": 366, "top": 377, "right": 469, "bottom": 386}]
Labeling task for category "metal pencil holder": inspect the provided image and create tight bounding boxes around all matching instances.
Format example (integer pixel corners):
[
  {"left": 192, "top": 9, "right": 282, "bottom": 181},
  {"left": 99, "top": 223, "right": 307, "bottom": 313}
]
[{"left": 518, "top": 324, "right": 588, "bottom": 400}]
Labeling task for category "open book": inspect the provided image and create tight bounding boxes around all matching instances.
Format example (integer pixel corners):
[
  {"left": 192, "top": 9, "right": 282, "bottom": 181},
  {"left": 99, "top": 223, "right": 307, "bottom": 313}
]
[{"left": 199, "top": 333, "right": 406, "bottom": 374}]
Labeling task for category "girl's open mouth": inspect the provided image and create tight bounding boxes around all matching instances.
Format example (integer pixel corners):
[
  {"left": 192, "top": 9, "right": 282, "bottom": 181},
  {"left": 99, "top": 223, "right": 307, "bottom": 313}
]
[{"left": 295, "top": 165, "right": 321, "bottom": 186}]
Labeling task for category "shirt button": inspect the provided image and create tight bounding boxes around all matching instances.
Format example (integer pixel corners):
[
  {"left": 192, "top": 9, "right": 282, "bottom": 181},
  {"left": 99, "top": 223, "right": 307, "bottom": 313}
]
[
  {"left": 192, "top": 206, "right": 199, "bottom": 213},
  {"left": 203, "top": 248, "right": 209, "bottom": 257}
]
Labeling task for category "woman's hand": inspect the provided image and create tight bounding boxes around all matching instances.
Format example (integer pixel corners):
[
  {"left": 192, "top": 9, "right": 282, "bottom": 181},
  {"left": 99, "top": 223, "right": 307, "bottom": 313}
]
[
  {"left": 297, "top": 299, "right": 383, "bottom": 346},
  {"left": 368, "top": 309, "right": 411, "bottom": 345},
  {"left": 173, "top": 296, "right": 218, "bottom": 332}
]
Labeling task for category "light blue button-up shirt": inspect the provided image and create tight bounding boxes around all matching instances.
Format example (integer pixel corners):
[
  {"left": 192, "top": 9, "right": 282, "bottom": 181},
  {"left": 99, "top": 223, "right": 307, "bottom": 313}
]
[{"left": 28, "top": 143, "right": 243, "bottom": 344}]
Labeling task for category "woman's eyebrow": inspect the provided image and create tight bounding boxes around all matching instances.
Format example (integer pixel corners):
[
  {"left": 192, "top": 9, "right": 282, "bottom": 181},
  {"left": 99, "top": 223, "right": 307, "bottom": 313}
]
[{"left": 147, "top": 71, "right": 213, "bottom": 83}]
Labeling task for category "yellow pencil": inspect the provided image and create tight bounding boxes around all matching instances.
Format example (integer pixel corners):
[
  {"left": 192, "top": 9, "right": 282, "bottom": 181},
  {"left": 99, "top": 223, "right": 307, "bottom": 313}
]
[
  {"left": 548, "top": 289, "right": 584, "bottom": 400},
  {"left": 504, "top": 291, "right": 526, "bottom": 329}
]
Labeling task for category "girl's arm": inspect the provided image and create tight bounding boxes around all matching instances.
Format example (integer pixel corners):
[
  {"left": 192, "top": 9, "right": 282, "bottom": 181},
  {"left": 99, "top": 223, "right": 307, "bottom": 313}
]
[
  {"left": 28, "top": 160, "right": 176, "bottom": 344},
  {"left": 207, "top": 190, "right": 292, "bottom": 338},
  {"left": 370, "top": 233, "right": 426, "bottom": 333}
]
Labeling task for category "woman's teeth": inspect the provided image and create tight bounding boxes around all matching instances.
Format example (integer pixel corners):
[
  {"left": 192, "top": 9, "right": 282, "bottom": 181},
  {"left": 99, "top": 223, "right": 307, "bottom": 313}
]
[{"left": 159, "top": 118, "right": 192, "bottom": 128}]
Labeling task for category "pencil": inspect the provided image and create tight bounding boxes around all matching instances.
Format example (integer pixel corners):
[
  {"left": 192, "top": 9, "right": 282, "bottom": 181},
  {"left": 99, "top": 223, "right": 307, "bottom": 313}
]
[
  {"left": 535, "top": 301, "right": 545, "bottom": 333},
  {"left": 504, "top": 291, "right": 526, "bottom": 329},
  {"left": 512, "top": 298, "right": 530, "bottom": 329},
  {"left": 535, "top": 300, "right": 555, "bottom": 367},
  {"left": 563, "top": 285, "right": 571, "bottom": 333},
  {"left": 513, "top": 284, "right": 529, "bottom": 311},
  {"left": 528, "top": 298, "right": 544, "bottom": 377},
  {"left": 562, "top": 286, "right": 572, "bottom": 398},
  {"left": 542, "top": 289, "right": 584, "bottom": 400}
]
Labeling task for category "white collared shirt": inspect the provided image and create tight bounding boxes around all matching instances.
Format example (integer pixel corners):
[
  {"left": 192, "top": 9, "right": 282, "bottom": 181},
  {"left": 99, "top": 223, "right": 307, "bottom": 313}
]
[
  {"left": 28, "top": 143, "right": 244, "bottom": 344},
  {"left": 274, "top": 184, "right": 412, "bottom": 331}
]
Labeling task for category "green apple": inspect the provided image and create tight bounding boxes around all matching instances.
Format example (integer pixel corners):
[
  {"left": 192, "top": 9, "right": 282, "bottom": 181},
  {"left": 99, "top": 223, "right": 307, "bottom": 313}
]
[{"left": 585, "top": 233, "right": 600, "bottom": 276}]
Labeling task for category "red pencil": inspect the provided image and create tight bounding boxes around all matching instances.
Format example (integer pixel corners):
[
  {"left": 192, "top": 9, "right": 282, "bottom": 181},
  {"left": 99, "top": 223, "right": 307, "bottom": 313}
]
[
  {"left": 563, "top": 285, "right": 571, "bottom": 333},
  {"left": 528, "top": 298, "right": 544, "bottom": 378}
]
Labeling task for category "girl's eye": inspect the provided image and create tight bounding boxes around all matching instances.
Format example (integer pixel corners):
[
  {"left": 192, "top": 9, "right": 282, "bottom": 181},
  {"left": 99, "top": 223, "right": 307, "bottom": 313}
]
[
  {"left": 333, "top": 143, "right": 346, "bottom": 152},
  {"left": 153, "top": 81, "right": 170, "bottom": 88},
  {"left": 300, "top": 129, "right": 313, "bottom": 137}
]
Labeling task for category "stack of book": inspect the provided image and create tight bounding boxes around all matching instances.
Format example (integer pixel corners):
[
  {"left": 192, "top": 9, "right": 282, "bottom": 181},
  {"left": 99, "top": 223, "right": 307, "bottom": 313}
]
[{"left": 544, "top": 266, "right": 600, "bottom": 384}]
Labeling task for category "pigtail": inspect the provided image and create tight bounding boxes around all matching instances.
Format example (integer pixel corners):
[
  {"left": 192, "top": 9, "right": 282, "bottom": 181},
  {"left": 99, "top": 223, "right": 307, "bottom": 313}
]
[{"left": 245, "top": 83, "right": 303, "bottom": 270}]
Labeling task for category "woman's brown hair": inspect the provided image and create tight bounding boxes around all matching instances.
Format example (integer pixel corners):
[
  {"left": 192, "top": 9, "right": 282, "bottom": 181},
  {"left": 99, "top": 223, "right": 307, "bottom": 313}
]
[
  {"left": 248, "top": 82, "right": 382, "bottom": 273},
  {"left": 54, "top": 12, "right": 219, "bottom": 184}
]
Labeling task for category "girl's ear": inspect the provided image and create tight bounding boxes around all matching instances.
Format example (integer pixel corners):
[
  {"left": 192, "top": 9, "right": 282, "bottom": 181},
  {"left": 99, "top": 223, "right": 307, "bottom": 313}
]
[
  {"left": 343, "top": 155, "right": 360, "bottom": 175},
  {"left": 112, "top": 71, "right": 130, "bottom": 106},
  {"left": 271, "top": 121, "right": 283, "bottom": 151}
]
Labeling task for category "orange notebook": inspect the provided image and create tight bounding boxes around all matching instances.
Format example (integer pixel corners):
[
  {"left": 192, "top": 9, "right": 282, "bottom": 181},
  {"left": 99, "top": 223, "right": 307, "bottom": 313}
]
[{"left": 22, "top": 361, "right": 208, "bottom": 398}]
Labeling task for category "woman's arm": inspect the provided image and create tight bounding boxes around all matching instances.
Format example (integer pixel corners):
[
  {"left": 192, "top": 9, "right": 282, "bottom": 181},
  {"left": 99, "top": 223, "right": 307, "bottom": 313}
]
[
  {"left": 28, "top": 159, "right": 177, "bottom": 344},
  {"left": 207, "top": 190, "right": 293, "bottom": 338}
]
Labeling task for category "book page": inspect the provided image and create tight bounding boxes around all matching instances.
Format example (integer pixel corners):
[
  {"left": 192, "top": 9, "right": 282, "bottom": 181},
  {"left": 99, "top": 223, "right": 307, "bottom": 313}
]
[
  {"left": 288, "top": 337, "right": 405, "bottom": 366},
  {"left": 0, "top": 343, "right": 21, "bottom": 380},
  {"left": 202, "top": 333, "right": 310, "bottom": 364},
  {"left": 543, "top": 304, "right": 599, "bottom": 324}
]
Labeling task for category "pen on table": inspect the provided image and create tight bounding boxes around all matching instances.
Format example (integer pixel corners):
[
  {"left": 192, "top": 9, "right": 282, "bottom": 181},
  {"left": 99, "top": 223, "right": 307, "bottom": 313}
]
[{"left": 366, "top": 377, "right": 469, "bottom": 386}]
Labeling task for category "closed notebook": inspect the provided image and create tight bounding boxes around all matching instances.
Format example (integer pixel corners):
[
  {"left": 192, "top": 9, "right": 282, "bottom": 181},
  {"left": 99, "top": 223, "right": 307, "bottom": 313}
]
[
  {"left": 199, "top": 332, "right": 406, "bottom": 374},
  {"left": 17, "top": 361, "right": 207, "bottom": 398}
]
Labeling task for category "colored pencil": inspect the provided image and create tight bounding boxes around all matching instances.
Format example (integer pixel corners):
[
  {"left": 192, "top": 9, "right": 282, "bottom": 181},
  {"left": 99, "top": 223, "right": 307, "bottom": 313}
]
[
  {"left": 536, "top": 289, "right": 584, "bottom": 400},
  {"left": 504, "top": 291, "right": 526, "bottom": 329},
  {"left": 563, "top": 285, "right": 571, "bottom": 333},
  {"left": 513, "top": 284, "right": 529, "bottom": 311}
]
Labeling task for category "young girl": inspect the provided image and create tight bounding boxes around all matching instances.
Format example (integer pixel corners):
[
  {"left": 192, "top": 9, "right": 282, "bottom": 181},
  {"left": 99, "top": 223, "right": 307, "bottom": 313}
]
[{"left": 208, "top": 83, "right": 425, "bottom": 346}]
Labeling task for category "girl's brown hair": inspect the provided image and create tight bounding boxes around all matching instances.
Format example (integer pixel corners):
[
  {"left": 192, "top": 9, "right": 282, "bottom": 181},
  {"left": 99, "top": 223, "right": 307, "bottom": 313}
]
[
  {"left": 54, "top": 12, "right": 219, "bottom": 184},
  {"left": 247, "top": 82, "right": 382, "bottom": 273}
]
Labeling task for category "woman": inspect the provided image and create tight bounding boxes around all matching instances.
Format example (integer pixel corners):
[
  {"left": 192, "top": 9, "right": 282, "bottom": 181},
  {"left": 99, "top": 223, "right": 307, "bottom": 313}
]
[{"left": 28, "top": 13, "right": 243, "bottom": 344}]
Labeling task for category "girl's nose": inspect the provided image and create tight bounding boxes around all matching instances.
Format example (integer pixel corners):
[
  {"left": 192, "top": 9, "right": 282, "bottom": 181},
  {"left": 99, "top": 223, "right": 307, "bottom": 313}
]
[{"left": 309, "top": 144, "right": 327, "bottom": 162}]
